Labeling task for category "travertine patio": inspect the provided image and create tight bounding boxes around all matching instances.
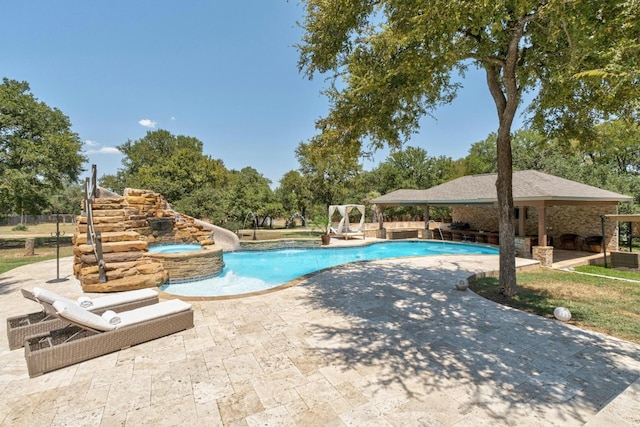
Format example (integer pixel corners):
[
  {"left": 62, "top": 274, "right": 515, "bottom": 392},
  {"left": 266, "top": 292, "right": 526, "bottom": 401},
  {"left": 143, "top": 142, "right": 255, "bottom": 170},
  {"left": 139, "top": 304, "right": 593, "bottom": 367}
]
[{"left": 1, "top": 255, "right": 640, "bottom": 426}]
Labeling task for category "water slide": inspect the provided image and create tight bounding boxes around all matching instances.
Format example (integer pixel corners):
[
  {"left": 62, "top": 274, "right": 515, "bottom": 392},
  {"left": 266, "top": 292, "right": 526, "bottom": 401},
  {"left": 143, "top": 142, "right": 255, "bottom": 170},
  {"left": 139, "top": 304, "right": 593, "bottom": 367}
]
[{"left": 193, "top": 218, "right": 240, "bottom": 251}]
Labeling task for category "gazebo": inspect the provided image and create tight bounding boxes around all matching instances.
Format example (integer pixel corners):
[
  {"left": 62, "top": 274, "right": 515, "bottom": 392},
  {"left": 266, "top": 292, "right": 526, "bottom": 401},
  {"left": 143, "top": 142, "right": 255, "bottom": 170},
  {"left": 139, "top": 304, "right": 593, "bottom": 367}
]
[
  {"left": 371, "top": 170, "right": 633, "bottom": 265},
  {"left": 327, "top": 204, "right": 366, "bottom": 239}
]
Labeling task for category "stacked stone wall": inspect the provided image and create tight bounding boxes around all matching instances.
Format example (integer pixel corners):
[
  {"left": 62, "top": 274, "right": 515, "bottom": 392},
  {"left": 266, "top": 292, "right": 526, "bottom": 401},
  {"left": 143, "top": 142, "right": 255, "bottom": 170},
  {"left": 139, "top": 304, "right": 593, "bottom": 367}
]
[
  {"left": 546, "top": 205, "right": 619, "bottom": 251},
  {"left": 452, "top": 207, "right": 499, "bottom": 233},
  {"left": 452, "top": 204, "right": 620, "bottom": 251},
  {"left": 121, "top": 188, "right": 215, "bottom": 246}
]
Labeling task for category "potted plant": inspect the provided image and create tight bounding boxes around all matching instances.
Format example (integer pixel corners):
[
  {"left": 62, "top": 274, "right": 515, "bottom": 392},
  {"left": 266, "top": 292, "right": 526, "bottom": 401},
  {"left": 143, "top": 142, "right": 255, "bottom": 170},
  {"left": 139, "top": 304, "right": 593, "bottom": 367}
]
[
  {"left": 311, "top": 215, "right": 331, "bottom": 245},
  {"left": 321, "top": 232, "right": 331, "bottom": 245}
]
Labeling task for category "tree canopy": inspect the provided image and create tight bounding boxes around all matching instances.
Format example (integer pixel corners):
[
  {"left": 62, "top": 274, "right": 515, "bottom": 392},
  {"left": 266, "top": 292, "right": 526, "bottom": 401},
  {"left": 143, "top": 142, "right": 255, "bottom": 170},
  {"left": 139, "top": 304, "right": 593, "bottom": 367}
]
[
  {"left": 295, "top": 134, "right": 362, "bottom": 209},
  {"left": 530, "top": 1, "right": 640, "bottom": 139},
  {"left": 0, "top": 78, "right": 86, "bottom": 218},
  {"left": 297, "top": 0, "right": 638, "bottom": 296},
  {"left": 277, "top": 170, "right": 314, "bottom": 223},
  {"left": 100, "top": 130, "right": 285, "bottom": 226},
  {"left": 103, "top": 129, "right": 228, "bottom": 204}
]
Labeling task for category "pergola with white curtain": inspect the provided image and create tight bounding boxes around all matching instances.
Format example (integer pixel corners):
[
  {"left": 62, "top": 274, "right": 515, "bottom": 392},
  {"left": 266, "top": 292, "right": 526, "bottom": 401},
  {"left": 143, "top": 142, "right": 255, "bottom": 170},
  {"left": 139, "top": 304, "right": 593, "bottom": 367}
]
[{"left": 328, "top": 204, "right": 366, "bottom": 239}]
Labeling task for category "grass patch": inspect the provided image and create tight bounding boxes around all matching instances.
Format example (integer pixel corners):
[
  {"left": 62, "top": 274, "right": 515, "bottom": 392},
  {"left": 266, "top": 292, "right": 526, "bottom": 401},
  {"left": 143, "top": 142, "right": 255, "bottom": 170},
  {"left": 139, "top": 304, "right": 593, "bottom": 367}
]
[
  {"left": 470, "top": 268, "right": 640, "bottom": 344},
  {"left": 573, "top": 265, "right": 640, "bottom": 281},
  {"left": 0, "top": 246, "right": 74, "bottom": 275},
  {"left": 0, "top": 222, "right": 76, "bottom": 238}
]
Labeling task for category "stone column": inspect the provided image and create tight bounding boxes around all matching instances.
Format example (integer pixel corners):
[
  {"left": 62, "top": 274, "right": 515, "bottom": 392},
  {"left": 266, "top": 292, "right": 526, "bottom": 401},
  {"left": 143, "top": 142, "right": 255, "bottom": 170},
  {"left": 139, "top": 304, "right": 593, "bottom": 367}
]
[
  {"left": 532, "top": 246, "right": 554, "bottom": 267},
  {"left": 536, "top": 204, "right": 548, "bottom": 246}
]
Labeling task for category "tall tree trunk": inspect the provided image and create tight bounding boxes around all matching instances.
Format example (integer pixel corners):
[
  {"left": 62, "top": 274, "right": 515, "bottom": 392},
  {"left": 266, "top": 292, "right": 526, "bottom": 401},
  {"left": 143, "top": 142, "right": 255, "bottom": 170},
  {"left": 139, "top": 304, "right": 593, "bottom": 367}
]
[
  {"left": 481, "top": 13, "right": 527, "bottom": 297},
  {"left": 485, "top": 62, "right": 519, "bottom": 297},
  {"left": 496, "top": 124, "right": 517, "bottom": 296}
]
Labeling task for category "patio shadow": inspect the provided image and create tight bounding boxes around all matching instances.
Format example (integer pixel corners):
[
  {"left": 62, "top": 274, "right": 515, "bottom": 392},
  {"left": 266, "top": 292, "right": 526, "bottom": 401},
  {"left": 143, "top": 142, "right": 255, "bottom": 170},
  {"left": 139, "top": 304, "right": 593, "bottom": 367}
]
[{"left": 300, "top": 256, "right": 640, "bottom": 425}]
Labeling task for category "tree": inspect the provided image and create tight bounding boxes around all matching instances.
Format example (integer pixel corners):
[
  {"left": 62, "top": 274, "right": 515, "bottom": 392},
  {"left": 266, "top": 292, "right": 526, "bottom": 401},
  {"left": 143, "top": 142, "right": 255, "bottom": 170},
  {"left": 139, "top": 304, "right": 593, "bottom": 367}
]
[
  {"left": 464, "top": 129, "right": 587, "bottom": 179},
  {"left": 100, "top": 129, "right": 228, "bottom": 216},
  {"left": 576, "top": 120, "right": 640, "bottom": 207},
  {"left": 277, "top": 170, "right": 314, "bottom": 223},
  {"left": 464, "top": 127, "right": 640, "bottom": 209},
  {"left": 530, "top": 2, "right": 639, "bottom": 138},
  {"left": 364, "top": 146, "right": 457, "bottom": 219},
  {"left": 221, "top": 167, "right": 279, "bottom": 225},
  {"left": 295, "top": 133, "right": 362, "bottom": 209},
  {"left": 47, "top": 183, "right": 84, "bottom": 215},
  {"left": 511, "top": 131, "right": 585, "bottom": 180},
  {"left": 0, "top": 78, "right": 86, "bottom": 218},
  {"left": 375, "top": 147, "right": 428, "bottom": 192},
  {"left": 171, "top": 186, "right": 226, "bottom": 223},
  {"left": 297, "top": 1, "right": 635, "bottom": 296},
  {"left": 584, "top": 120, "right": 640, "bottom": 176},
  {"left": 463, "top": 135, "right": 498, "bottom": 175}
]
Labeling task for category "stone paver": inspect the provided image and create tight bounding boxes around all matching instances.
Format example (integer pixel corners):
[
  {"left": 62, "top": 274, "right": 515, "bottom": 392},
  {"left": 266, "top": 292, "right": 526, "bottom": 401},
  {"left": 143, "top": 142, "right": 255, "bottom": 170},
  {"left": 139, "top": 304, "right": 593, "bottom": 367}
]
[{"left": 1, "top": 255, "right": 640, "bottom": 426}]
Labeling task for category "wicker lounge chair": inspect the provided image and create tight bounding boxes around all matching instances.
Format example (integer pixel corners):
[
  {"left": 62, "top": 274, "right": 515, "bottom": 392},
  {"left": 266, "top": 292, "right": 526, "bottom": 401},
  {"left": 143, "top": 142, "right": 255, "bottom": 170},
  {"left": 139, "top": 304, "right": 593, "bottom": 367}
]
[
  {"left": 6, "top": 287, "right": 159, "bottom": 350},
  {"left": 24, "top": 298, "right": 193, "bottom": 377}
]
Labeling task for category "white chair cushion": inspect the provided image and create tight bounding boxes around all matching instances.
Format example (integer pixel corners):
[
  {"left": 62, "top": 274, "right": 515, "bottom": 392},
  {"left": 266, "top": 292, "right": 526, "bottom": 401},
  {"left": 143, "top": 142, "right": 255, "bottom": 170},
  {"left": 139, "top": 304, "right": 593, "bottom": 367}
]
[
  {"left": 33, "top": 287, "right": 78, "bottom": 307},
  {"left": 53, "top": 299, "right": 191, "bottom": 331},
  {"left": 32, "top": 287, "right": 158, "bottom": 311},
  {"left": 116, "top": 299, "right": 192, "bottom": 327},
  {"left": 52, "top": 300, "right": 117, "bottom": 331},
  {"left": 80, "top": 288, "right": 158, "bottom": 310}
]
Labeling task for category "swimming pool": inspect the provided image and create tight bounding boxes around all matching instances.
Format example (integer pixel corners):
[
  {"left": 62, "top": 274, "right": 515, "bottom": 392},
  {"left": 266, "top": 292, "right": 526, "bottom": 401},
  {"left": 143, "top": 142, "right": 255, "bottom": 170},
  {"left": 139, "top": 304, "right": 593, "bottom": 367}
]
[{"left": 159, "top": 241, "right": 498, "bottom": 298}]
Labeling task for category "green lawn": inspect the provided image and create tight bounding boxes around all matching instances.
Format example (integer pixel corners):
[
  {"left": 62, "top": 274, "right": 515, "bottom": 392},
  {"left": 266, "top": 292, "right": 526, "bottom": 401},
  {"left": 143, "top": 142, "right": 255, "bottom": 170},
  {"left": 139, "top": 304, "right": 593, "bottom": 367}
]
[
  {"left": 1, "top": 222, "right": 76, "bottom": 274},
  {"left": 470, "top": 268, "right": 640, "bottom": 344},
  {"left": 0, "top": 246, "right": 74, "bottom": 275}
]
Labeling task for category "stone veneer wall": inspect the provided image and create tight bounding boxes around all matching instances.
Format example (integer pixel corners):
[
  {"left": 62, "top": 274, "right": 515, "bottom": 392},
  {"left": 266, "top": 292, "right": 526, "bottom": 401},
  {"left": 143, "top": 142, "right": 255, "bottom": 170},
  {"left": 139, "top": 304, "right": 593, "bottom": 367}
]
[
  {"left": 146, "top": 246, "right": 224, "bottom": 282},
  {"left": 452, "top": 204, "right": 620, "bottom": 251},
  {"left": 239, "top": 239, "right": 320, "bottom": 251},
  {"left": 74, "top": 188, "right": 221, "bottom": 292},
  {"left": 545, "top": 205, "right": 619, "bottom": 251},
  {"left": 451, "top": 207, "right": 500, "bottom": 233}
]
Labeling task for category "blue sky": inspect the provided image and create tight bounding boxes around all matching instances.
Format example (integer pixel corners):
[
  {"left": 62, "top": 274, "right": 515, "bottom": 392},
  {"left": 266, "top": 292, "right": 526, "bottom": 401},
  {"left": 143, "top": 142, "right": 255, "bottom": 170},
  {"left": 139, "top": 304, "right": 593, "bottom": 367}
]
[{"left": 2, "top": 1, "right": 530, "bottom": 186}]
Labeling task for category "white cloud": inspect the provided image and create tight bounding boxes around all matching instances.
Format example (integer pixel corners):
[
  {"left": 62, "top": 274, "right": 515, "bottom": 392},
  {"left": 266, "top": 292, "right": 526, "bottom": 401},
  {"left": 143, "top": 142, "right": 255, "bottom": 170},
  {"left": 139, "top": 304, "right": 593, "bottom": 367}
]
[
  {"left": 138, "top": 119, "right": 157, "bottom": 128},
  {"left": 97, "top": 146, "right": 121, "bottom": 154},
  {"left": 84, "top": 139, "right": 99, "bottom": 147},
  {"left": 84, "top": 145, "right": 121, "bottom": 155},
  {"left": 170, "top": 116, "right": 176, "bottom": 121}
]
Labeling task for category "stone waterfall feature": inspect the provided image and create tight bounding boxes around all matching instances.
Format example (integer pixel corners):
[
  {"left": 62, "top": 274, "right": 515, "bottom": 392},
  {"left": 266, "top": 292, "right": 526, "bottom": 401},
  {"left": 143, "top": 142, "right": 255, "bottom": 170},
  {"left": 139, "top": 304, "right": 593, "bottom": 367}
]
[{"left": 74, "top": 188, "right": 222, "bottom": 292}]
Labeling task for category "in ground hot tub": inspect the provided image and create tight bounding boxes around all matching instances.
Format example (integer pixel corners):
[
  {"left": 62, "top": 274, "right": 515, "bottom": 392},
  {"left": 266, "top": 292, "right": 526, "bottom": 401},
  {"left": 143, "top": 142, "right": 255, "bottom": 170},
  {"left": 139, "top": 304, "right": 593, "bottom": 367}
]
[{"left": 147, "top": 243, "right": 224, "bottom": 283}]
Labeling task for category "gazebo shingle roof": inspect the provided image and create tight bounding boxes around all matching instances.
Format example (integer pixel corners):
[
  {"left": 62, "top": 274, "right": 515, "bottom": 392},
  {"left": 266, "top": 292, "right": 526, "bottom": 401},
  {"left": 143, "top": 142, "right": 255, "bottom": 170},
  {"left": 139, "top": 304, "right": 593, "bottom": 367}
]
[{"left": 371, "top": 170, "right": 633, "bottom": 206}]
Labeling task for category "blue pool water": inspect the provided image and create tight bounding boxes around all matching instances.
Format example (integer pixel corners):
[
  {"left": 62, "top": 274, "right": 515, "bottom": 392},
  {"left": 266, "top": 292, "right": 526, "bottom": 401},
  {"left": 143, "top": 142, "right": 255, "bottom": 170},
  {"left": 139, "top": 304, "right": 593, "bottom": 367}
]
[
  {"left": 148, "top": 243, "right": 203, "bottom": 254},
  {"left": 159, "top": 241, "right": 498, "bottom": 297}
]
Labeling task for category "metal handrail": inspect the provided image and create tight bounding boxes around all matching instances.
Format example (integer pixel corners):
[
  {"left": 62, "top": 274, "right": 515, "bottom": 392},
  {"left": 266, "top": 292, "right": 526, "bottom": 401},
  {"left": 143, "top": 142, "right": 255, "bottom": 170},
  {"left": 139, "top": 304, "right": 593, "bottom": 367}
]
[{"left": 83, "top": 165, "right": 107, "bottom": 283}]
